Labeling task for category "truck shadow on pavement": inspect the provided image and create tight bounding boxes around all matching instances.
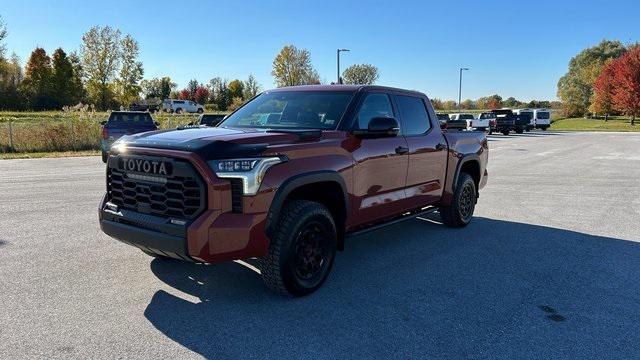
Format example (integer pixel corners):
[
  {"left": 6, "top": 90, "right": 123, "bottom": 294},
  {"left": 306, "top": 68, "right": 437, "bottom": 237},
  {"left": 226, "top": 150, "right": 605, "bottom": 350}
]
[{"left": 144, "top": 215, "right": 640, "bottom": 359}]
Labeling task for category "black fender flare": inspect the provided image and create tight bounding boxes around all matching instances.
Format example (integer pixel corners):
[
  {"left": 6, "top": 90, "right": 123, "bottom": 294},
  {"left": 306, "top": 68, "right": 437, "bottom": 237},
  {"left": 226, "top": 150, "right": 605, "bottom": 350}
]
[
  {"left": 452, "top": 153, "right": 481, "bottom": 193},
  {"left": 265, "top": 170, "right": 350, "bottom": 237}
]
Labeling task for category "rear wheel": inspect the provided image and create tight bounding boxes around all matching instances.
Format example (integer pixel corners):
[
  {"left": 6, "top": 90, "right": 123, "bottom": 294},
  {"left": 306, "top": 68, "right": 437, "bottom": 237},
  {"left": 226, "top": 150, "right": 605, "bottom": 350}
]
[
  {"left": 197, "top": 108, "right": 204, "bottom": 114},
  {"left": 175, "top": 108, "right": 183, "bottom": 114},
  {"left": 439, "top": 173, "right": 476, "bottom": 228},
  {"left": 259, "top": 200, "right": 337, "bottom": 297},
  {"left": 502, "top": 130, "right": 510, "bottom": 135},
  {"left": 515, "top": 128, "right": 524, "bottom": 134}
]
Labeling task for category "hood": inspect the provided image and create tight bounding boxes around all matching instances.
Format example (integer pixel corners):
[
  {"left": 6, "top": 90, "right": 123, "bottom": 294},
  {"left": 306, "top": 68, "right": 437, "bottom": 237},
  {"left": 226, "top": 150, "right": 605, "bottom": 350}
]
[{"left": 114, "top": 126, "right": 315, "bottom": 160}]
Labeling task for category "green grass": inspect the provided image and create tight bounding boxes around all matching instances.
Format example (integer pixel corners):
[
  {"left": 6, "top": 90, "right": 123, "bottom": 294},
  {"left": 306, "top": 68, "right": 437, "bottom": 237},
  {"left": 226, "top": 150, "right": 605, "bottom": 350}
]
[
  {"left": 0, "top": 110, "right": 230, "bottom": 154},
  {"left": 551, "top": 116, "right": 639, "bottom": 132}
]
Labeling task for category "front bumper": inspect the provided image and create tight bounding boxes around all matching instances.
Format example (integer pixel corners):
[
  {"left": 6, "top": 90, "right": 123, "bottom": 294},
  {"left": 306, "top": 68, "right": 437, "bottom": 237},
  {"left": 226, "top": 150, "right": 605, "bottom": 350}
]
[
  {"left": 100, "top": 202, "right": 192, "bottom": 260},
  {"left": 99, "top": 148, "right": 271, "bottom": 263}
]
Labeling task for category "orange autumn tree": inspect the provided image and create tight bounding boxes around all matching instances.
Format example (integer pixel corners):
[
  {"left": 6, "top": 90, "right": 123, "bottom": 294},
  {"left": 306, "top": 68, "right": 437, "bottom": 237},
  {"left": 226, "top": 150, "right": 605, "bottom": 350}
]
[
  {"left": 611, "top": 46, "right": 640, "bottom": 125},
  {"left": 590, "top": 60, "right": 616, "bottom": 120}
]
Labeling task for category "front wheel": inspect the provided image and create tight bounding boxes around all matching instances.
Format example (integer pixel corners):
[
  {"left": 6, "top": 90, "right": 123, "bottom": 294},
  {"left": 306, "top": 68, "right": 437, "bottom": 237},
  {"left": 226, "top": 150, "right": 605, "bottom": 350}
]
[
  {"left": 515, "top": 128, "right": 524, "bottom": 134},
  {"left": 259, "top": 200, "right": 337, "bottom": 297},
  {"left": 439, "top": 173, "right": 477, "bottom": 227},
  {"left": 502, "top": 130, "right": 510, "bottom": 135},
  {"left": 197, "top": 108, "right": 204, "bottom": 114}
]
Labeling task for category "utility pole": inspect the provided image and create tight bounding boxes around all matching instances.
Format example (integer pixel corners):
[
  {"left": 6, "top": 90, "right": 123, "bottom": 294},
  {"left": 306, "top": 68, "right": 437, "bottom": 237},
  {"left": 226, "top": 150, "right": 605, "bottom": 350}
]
[
  {"left": 459, "top": 67, "right": 469, "bottom": 109},
  {"left": 337, "top": 49, "right": 350, "bottom": 84}
]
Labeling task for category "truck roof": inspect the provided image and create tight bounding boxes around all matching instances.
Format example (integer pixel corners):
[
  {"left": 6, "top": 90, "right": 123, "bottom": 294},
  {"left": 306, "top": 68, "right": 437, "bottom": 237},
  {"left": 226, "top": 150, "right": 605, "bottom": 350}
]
[{"left": 266, "top": 85, "right": 427, "bottom": 97}]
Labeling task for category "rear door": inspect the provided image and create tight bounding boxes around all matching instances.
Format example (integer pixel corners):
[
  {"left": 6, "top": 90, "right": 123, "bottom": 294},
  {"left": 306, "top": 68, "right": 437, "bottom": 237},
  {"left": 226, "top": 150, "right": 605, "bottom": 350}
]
[
  {"left": 349, "top": 91, "right": 409, "bottom": 226},
  {"left": 394, "top": 94, "right": 448, "bottom": 207}
]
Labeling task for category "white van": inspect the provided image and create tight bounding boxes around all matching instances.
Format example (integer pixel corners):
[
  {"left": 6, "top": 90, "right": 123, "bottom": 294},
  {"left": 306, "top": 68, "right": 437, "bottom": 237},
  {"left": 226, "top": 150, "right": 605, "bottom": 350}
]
[
  {"left": 513, "top": 108, "right": 535, "bottom": 131},
  {"left": 533, "top": 109, "right": 551, "bottom": 130},
  {"left": 162, "top": 99, "right": 205, "bottom": 114}
]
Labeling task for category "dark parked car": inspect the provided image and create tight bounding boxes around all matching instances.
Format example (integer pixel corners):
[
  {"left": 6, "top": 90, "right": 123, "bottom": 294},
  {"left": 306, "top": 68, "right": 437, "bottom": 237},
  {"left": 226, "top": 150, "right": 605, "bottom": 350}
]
[
  {"left": 100, "top": 111, "right": 159, "bottom": 163},
  {"left": 490, "top": 109, "right": 527, "bottom": 135},
  {"left": 197, "top": 114, "right": 226, "bottom": 127},
  {"left": 129, "top": 100, "right": 160, "bottom": 113},
  {"left": 100, "top": 85, "right": 488, "bottom": 296}
]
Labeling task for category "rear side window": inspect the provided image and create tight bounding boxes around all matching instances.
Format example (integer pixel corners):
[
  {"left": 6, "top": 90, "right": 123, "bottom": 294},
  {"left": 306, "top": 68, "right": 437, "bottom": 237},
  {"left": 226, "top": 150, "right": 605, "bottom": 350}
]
[
  {"left": 107, "top": 113, "right": 154, "bottom": 127},
  {"left": 356, "top": 93, "right": 394, "bottom": 129},
  {"left": 396, "top": 96, "right": 431, "bottom": 135}
]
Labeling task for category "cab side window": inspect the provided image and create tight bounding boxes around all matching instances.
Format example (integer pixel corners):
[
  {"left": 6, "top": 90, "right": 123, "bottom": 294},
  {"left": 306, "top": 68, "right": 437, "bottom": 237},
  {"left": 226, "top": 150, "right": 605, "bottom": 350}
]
[
  {"left": 356, "top": 93, "right": 395, "bottom": 130},
  {"left": 396, "top": 95, "right": 431, "bottom": 135}
]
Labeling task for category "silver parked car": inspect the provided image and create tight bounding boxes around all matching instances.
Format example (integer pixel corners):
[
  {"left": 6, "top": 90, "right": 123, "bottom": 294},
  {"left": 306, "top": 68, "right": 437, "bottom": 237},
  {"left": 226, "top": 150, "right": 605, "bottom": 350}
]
[{"left": 162, "top": 99, "right": 204, "bottom": 114}]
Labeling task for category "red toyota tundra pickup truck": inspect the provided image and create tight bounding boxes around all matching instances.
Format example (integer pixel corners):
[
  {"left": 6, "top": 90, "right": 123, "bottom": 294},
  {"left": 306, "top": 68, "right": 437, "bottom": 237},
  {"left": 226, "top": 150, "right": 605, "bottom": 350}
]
[{"left": 99, "top": 85, "right": 488, "bottom": 296}]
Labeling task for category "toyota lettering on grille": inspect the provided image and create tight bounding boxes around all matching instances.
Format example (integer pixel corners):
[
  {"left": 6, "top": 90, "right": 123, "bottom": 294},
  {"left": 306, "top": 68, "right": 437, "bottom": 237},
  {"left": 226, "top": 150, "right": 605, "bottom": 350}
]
[{"left": 119, "top": 157, "right": 172, "bottom": 176}]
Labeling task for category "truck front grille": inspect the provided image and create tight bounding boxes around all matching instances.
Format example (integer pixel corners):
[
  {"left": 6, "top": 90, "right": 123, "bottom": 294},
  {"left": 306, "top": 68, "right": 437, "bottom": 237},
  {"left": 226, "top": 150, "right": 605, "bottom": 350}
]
[
  {"left": 230, "top": 178, "right": 243, "bottom": 213},
  {"left": 107, "top": 157, "right": 206, "bottom": 220}
]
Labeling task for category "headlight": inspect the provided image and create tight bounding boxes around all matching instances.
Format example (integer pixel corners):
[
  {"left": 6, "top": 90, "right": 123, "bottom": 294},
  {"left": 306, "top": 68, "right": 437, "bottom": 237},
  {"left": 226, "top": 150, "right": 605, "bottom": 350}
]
[
  {"left": 209, "top": 157, "right": 284, "bottom": 195},
  {"left": 110, "top": 135, "right": 131, "bottom": 154}
]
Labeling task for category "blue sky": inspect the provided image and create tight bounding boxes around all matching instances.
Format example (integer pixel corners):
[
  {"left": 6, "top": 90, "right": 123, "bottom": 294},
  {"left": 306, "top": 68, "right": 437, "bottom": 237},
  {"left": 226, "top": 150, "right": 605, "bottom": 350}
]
[{"left": 1, "top": 0, "right": 638, "bottom": 101}]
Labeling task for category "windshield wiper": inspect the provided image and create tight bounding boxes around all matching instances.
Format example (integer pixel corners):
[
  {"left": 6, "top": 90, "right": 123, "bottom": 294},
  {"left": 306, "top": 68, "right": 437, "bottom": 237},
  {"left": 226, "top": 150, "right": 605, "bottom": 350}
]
[{"left": 265, "top": 128, "right": 322, "bottom": 140}]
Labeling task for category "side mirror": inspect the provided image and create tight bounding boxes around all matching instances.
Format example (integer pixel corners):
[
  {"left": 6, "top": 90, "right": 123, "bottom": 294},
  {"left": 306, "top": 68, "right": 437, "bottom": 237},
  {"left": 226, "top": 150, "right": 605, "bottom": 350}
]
[
  {"left": 440, "top": 121, "right": 447, "bottom": 130},
  {"left": 353, "top": 117, "right": 400, "bottom": 138},
  {"left": 100, "top": 121, "right": 107, "bottom": 126},
  {"left": 154, "top": 121, "right": 160, "bottom": 127}
]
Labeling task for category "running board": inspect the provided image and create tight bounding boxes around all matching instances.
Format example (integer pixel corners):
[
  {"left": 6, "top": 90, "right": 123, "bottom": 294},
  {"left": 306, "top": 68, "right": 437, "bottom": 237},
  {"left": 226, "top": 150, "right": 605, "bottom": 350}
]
[{"left": 346, "top": 206, "right": 437, "bottom": 238}]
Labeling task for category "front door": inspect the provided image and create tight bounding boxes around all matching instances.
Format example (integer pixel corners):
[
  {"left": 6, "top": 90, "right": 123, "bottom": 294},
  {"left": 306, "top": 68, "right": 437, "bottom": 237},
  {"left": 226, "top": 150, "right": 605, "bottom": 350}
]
[{"left": 349, "top": 92, "right": 409, "bottom": 227}]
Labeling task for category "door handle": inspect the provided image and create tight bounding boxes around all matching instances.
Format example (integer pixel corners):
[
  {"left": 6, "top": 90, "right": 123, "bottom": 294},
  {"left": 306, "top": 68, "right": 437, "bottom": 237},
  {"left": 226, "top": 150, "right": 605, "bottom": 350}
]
[
  {"left": 395, "top": 146, "right": 409, "bottom": 155},
  {"left": 435, "top": 143, "right": 446, "bottom": 151}
]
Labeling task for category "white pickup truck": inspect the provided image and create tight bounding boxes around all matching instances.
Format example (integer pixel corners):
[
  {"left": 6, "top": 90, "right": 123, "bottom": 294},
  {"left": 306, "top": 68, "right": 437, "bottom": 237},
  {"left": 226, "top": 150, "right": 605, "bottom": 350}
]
[{"left": 449, "top": 113, "right": 490, "bottom": 132}]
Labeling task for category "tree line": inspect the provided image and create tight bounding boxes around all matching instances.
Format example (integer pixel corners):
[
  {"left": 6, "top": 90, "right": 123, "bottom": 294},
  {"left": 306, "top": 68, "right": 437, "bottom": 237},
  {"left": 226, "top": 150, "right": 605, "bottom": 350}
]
[
  {"left": 557, "top": 39, "right": 640, "bottom": 124},
  {"left": 431, "top": 95, "right": 559, "bottom": 111},
  {"left": 0, "top": 16, "right": 382, "bottom": 112}
]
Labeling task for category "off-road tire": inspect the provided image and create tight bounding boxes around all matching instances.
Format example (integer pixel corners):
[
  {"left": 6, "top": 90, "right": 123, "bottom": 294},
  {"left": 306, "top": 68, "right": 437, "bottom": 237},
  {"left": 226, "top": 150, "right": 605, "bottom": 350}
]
[
  {"left": 259, "top": 200, "right": 337, "bottom": 297},
  {"left": 439, "top": 173, "right": 476, "bottom": 228},
  {"left": 101, "top": 151, "right": 108, "bottom": 163}
]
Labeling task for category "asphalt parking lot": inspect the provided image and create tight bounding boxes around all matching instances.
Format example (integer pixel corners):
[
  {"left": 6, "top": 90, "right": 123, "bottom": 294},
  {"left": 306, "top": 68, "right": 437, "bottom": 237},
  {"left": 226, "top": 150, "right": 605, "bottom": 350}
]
[{"left": 1, "top": 131, "right": 639, "bottom": 359}]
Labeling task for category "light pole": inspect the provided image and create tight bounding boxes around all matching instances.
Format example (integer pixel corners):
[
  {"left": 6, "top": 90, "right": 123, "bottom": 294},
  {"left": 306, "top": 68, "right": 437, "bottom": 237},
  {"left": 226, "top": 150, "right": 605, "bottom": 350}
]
[
  {"left": 337, "top": 48, "right": 350, "bottom": 84},
  {"left": 458, "top": 67, "right": 469, "bottom": 109}
]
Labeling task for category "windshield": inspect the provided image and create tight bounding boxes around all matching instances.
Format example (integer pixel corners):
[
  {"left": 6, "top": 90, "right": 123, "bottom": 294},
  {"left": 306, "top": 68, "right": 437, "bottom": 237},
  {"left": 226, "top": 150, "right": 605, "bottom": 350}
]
[
  {"left": 536, "top": 112, "right": 550, "bottom": 119},
  {"left": 107, "top": 112, "right": 154, "bottom": 127},
  {"left": 519, "top": 112, "right": 533, "bottom": 120},
  {"left": 459, "top": 114, "right": 474, "bottom": 120},
  {"left": 220, "top": 91, "right": 354, "bottom": 129},
  {"left": 479, "top": 113, "right": 496, "bottom": 119},
  {"left": 200, "top": 114, "right": 225, "bottom": 126}
]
